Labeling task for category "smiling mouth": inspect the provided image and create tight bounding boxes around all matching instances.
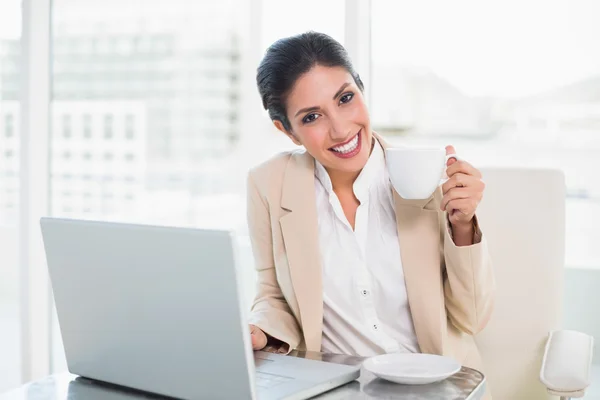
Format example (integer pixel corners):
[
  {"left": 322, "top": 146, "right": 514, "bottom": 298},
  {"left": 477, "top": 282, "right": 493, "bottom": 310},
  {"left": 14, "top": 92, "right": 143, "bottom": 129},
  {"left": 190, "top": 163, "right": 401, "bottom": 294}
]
[{"left": 329, "top": 130, "right": 360, "bottom": 154}]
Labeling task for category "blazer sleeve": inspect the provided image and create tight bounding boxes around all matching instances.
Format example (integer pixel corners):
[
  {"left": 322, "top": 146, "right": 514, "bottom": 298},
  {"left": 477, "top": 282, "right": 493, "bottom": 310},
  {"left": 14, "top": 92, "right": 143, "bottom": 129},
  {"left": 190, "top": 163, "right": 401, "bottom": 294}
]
[
  {"left": 246, "top": 171, "right": 302, "bottom": 350},
  {"left": 441, "top": 214, "right": 495, "bottom": 335}
]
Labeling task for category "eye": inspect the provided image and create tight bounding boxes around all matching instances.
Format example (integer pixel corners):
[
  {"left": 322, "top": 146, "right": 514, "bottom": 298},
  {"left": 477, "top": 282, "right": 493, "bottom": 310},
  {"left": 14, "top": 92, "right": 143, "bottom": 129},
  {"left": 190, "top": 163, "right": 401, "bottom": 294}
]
[
  {"left": 340, "top": 92, "right": 354, "bottom": 104},
  {"left": 302, "top": 113, "right": 320, "bottom": 124}
]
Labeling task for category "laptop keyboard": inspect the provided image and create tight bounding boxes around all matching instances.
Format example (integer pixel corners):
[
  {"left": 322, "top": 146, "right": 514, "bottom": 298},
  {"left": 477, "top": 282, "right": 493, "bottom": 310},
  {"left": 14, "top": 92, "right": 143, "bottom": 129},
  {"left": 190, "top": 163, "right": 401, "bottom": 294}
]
[{"left": 256, "top": 371, "right": 293, "bottom": 388}]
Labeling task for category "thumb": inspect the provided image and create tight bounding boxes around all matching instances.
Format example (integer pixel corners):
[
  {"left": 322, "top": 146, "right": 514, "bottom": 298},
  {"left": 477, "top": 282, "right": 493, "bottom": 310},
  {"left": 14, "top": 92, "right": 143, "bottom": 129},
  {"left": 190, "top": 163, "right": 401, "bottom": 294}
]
[
  {"left": 445, "top": 145, "right": 457, "bottom": 166},
  {"left": 250, "top": 325, "right": 266, "bottom": 350},
  {"left": 251, "top": 332, "right": 260, "bottom": 349}
]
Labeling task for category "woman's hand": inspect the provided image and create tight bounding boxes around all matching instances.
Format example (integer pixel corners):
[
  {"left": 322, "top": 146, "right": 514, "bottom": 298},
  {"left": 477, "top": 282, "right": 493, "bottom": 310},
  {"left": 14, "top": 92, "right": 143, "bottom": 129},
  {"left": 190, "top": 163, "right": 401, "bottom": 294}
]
[
  {"left": 440, "top": 145, "right": 485, "bottom": 231},
  {"left": 250, "top": 324, "right": 268, "bottom": 350},
  {"left": 249, "top": 324, "right": 289, "bottom": 354}
]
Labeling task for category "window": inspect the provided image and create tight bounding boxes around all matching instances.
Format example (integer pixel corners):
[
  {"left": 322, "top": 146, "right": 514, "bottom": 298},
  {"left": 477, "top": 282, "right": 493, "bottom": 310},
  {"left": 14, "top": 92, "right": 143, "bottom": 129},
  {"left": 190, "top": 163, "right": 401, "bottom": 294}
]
[
  {"left": 125, "top": 153, "right": 135, "bottom": 162},
  {"left": 4, "top": 114, "right": 14, "bottom": 137},
  {"left": 125, "top": 114, "right": 135, "bottom": 139},
  {"left": 61, "top": 114, "right": 72, "bottom": 138},
  {"left": 82, "top": 114, "right": 92, "bottom": 138},
  {"left": 371, "top": 0, "right": 600, "bottom": 268},
  {"left": 0, "top": 57, "right": 21, "bottom": 393},
  {"left": 103, "top": 114, "right": 113, "bottom": 139},
  {"left": 261, "top": 0, "right": 345, "bottom": 53},
  {"left": 108, "top": 37, "right": 117, "bottom": 53},
  {"left": 116, "top": 38, "right": 132, "bottom": 55}
]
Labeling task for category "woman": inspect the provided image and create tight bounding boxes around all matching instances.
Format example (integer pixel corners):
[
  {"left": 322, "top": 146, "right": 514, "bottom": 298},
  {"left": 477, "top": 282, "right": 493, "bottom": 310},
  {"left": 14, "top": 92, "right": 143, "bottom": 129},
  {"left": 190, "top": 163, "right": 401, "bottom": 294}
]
[{"left": 246, "top": 31, "right": 494, "bottom": 376}]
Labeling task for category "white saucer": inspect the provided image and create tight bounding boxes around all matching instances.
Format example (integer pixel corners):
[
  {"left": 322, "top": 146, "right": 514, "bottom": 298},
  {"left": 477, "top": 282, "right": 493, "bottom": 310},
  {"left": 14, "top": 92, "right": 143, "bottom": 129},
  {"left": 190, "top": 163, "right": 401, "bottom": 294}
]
[{"left": 363, "top": 353, "right": 461, "bottom": 385}]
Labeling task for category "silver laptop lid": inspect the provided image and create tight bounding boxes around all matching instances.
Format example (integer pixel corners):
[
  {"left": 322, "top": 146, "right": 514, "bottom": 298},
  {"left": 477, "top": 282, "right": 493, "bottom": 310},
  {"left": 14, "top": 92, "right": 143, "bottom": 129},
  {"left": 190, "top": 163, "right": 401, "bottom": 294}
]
[{"left": 41, "top": 217, "right": 256, "bottom": 399}]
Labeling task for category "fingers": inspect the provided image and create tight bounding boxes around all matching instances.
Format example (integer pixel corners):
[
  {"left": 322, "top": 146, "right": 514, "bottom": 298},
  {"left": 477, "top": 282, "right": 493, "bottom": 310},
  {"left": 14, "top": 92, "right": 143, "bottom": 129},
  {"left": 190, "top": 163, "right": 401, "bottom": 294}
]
[
  {"left": 446, "top": 159, "right": 482, "bottom": 179},
  {"left": 445, "top": 145, "right": 458, "bottom": 167},
  {"left": 442, "top": 173, "right": 469, "bottom": 193},
  {"left": 442, "top": 173, "right": 485, "bottom": 194},
  {"left": 262, "top": 344, "right": 288, "bottom": 354},
  {"left": 445, "top": 198, "right": 478, "bottom": 217},
  {"left": 263, "top": 345, "right": 278, "bottom": 353},
  {"left": 250, "top": 324, "right": 267, "bottom": 350},
  {"left": 250, "top": 334, "right": 261, "bottom": 350},
  {"left": 442, "top": 147, "right": 484, "bottom": 224},
  {"left": 440, "top": 187, "right": 471, "bottom": 211},
  {"left": 250, "top": 325, "right": 287, "bottom": 353}
]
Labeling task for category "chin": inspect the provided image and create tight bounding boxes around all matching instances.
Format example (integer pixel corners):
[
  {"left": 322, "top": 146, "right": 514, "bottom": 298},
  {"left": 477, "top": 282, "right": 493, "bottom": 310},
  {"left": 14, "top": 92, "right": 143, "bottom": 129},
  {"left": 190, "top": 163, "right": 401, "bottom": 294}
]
[{"left": 329, "top": 149, "right": 370, "bottom": 173}]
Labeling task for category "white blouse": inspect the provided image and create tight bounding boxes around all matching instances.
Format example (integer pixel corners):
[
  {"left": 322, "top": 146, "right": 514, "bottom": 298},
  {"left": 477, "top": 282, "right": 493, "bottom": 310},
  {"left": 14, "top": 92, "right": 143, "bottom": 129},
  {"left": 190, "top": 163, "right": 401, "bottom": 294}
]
[{"left": 314, "top": 141, "right": 420, "bottom": 357}]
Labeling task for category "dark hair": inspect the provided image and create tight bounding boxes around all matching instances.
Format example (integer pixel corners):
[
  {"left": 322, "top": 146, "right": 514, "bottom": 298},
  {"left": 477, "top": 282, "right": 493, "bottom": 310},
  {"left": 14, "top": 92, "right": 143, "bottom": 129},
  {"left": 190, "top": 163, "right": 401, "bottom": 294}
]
[{"left": 256, "top": 31, "right": 364, "bottom": 132}]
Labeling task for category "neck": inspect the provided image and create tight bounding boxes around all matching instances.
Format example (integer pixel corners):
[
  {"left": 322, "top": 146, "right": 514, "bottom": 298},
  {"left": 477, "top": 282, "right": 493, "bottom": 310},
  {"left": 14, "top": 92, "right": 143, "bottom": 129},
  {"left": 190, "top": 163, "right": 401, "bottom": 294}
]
[{"left": 327, "top": 169, "right": 360, "bottom": 192}]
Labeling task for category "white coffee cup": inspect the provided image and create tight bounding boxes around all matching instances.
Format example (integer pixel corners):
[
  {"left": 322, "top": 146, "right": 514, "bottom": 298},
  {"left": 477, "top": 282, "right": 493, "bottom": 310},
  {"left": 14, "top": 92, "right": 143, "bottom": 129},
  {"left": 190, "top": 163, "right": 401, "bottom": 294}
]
[{"left": 385, "top": 147, "right": 459, "bottom": 200}]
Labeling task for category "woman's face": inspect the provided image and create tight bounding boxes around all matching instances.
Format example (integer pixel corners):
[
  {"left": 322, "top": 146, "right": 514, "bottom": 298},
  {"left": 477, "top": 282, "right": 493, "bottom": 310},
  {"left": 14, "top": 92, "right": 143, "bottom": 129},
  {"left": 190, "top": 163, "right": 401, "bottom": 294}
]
[{"left": 275, "top": 65, "right": 372, "bottom": 175}]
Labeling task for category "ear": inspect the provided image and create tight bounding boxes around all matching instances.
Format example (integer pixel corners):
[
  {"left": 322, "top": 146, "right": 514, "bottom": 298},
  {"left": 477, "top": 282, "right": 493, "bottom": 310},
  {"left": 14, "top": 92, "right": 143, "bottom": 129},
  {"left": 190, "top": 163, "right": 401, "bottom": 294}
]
[{"left": 273, "top": 120, "right": 302, "bottom": 146}]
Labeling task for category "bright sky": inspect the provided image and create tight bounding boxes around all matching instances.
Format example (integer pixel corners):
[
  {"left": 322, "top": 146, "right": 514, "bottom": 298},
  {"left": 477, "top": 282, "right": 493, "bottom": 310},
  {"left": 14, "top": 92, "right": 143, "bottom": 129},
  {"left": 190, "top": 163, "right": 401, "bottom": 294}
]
[
  {"left": 370, "top": 0, "right": 600, "bottom": 97},
  {"left": 0, "top": 0, "right": 20, "bottom": 39},
  {"left": 2, "top": 0, "right": 598, "bottom": 97},
  {"left": 261, "top": 0, "right": 346, "bottom": 50}
]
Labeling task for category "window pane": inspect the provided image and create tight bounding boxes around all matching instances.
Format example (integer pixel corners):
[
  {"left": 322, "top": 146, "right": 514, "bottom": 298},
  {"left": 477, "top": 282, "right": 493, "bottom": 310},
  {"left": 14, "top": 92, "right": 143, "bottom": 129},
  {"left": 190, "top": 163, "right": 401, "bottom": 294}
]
[
  {"left": 261, "top": 0, "right": 345, "bottom": 50},
  {"left": 0, "top": 0, "right": 21, "bottom": 391},
  {"left": 50, "top": 0, "right": 247, "bottom": 373},
  {"left": 371, "top": 0, "right": 600, "bottom": 268}
]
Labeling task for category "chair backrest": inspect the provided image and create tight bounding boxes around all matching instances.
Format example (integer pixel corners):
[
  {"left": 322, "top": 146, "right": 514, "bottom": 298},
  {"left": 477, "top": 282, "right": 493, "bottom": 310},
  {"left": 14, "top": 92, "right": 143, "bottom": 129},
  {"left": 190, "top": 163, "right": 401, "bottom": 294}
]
[{"left": 474, "top": 168, "right": 566, "bottom": 400}]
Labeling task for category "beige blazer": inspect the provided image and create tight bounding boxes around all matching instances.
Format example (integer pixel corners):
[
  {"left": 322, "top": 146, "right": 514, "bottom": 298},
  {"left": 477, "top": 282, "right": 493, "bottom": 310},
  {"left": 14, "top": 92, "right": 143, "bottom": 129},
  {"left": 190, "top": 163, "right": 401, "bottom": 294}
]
[{"left": 246, "top": 135, "right": 495, "bottom": 373}]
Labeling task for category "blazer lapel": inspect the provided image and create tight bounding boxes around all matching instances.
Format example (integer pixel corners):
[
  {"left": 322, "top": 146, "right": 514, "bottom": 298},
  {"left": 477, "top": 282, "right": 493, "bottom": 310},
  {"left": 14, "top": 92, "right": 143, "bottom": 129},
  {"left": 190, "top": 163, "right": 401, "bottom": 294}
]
[
  {"left": 377, "top": 133, "right": 445, "bottom": 355},
  {"left": 279, "top": 150, "right": 323, "bottom": 351}
]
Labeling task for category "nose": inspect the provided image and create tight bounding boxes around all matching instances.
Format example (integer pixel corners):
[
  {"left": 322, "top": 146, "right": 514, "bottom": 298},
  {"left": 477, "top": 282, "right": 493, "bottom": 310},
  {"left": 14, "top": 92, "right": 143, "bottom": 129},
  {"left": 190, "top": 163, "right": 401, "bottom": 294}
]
[{"left": 328, "top": 113, "right": 353, "bottom": 143}]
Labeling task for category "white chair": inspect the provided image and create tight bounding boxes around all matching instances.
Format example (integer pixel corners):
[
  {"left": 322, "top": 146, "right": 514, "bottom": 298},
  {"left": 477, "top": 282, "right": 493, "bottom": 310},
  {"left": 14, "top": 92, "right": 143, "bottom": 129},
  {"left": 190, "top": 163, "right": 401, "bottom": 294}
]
[{"left": 475, "top": 168, "right": 593, "bottom": 400}]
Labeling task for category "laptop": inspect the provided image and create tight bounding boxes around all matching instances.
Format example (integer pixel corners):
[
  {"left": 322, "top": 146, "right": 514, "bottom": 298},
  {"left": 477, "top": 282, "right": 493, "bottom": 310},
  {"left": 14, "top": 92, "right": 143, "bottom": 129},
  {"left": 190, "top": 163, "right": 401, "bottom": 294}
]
[{"left": 40, "top": 217, "right": 360, "bottom": 400}]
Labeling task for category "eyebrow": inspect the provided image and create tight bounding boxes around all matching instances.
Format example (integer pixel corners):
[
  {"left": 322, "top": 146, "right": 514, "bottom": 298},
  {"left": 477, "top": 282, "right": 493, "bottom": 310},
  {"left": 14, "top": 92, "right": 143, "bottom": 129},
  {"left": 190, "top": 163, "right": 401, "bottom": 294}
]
[
  {"left": 294, "top": 106, "right": 319, "bottom": 118},
  {"left": 293, "top": 82, "right": 352, "bottom": 118},
  {"left": 333, "top": 82, "right": 351, "bottom": 100}
]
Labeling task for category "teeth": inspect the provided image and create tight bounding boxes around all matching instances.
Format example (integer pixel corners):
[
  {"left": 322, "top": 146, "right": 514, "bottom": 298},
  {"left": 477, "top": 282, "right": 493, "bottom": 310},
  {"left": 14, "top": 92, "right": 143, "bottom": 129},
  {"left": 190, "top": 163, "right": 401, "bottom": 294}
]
[{"left": 332, "top": 134, "right": 359, "bottom": 154}]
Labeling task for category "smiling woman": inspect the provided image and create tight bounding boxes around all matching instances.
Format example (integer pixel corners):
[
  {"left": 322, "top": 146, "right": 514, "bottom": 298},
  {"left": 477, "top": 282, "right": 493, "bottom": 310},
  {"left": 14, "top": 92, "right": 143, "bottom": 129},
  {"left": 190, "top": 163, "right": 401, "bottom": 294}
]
[{"left": 247, "top": 31, "right": 494, "bottom": 399}]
